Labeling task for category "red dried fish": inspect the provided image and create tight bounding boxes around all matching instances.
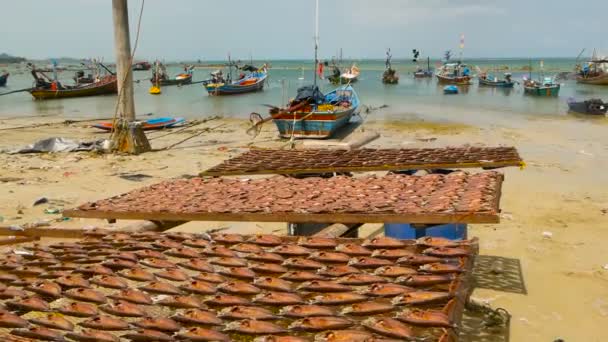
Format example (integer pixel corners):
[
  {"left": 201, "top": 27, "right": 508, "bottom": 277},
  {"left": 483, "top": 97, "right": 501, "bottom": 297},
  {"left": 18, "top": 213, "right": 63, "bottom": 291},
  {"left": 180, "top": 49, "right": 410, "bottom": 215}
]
[
  {"left": 204, "top": 294, "right": 251, "bottom": 306},
  {"left": 362, "top": 237, "right": 407, "bottom": 249},
  {"left": 396, "top": 274, "right": 456, "bottom": 287},
  {"left": 203, "top": 245, "right": 237, "bottom": 257},
  {"left": 335, "top": 243, "right": 372, "bottom": 256},
  {"left": 101, "top": 258, "right": 136, "bottom": 270},
  {"left": 336, "top": 273, "right": 387, "bottom": 285},
  {"left": 217, "top": 281, "right": 261, "bottom": 295},
  {"left": 317, "top": 265, "right": 360, "bottom": 277},
  {"left": 24, "top": 258, "right": 58, "bottom": 267},
  {"left": 29, "top": 313, "right": 74, "bottom": 331},
  {"left": 418, "top": 262, "right": 464, "bottom": 274},
  {"left": 313, "top": 330, "right": 375, "bottom": 342},
  {"left": 364, "top": 283, "right": 415, "bottom": 297},
  {"left": 139, "top": 281, "right": 182, "bottom": 295},
  {"left": 177, "top": 327, "right": 230, "bottom": 341},
  {"left": 156, "top": 295, "right": 204, "bottom": 309},
  {"left": 178, "top": 259, "right": 214, "bottom": 273},
  {"left": 283, "top": 258, "right": 324, "bottom": 270},
  {"left": 40, "top": 270, "right": 71, "bottom": 279},
  {"left": 395, "top": 299, "right": 456, "bottom": 328},
  {"left": 0, "top": 260, "right": 21, "bottom": 271},
  {"left": 172, "top": 309, "right": 223, "bottom": 325},
  {"left": 340, "top": 300, "right": 394, "bottom": 316},
  {"left": 12, "top": 266, "right": 44, "bottom": 277},
  {"left": 310, "top": 292, "right": 368, "bottom": 305},
  {"left": 47, "top": 262, "right": 78, "bottom": 271},
  {"left": 75, "top": 264, "right": 113, "bottom": 276},
  {"left": 396, "top": 254, "right": 443, "bottom": 266},
  {"left": 253, "top": 336, "right": 309, "bottom": 342},
  {"left": 133, "top": 317, "right": 181, "bottom": 333},
  {"left": 253, "top": 291, "right": 304, "bottom": 305},
  {"left": 209, "top": 256, "right": 248, "bottom": 267},
  {"left": 297, "top": 237, "right": 337, "bottom": 249},
  {"left": 140, "top": 258, "right": 176, "bottom": 269},
  {"left": 362, "top": 317, "right": 415, "bottom": 339},
  {"left": 270, "top": 244, "right": 312, "bottom": 256},
  {"left": 183, "top": 239, "right": 212, "bottom": 249},
  {"left": 108, "top": 289, "right": 153, "bottom": 305},
  {"left": 0, "top": 273, "right": 19, "bottom": 283},
  {"left": 165, "top": 247, "right": 201, "bottom": 259},
  {"left": 26, "top": 280, "right": 62, "bottom": 298},
  {"left": 192, "top": 272, "right": 226, "bottom": 284},
  {"left": 90, "top": 275, "right": 128, "bottom": 290},
  {"left": 57, "top": 301, "right": 98, "bottom": 317},
  {"left": 371, "top": 249, "right": 415, "bottom": 260},
  {"left": 246, "top": 252, "right": 285, "bottom": 264},
  {"left": 230, "top": 243, "right": 263, "bottom": 253},
  {"left": 112, "top": 251, "right": 138, "bottom": 262},
  {"left": 0, "top": 310, "right": 28, "bottom": 328},
  {"left": 279, "top": 305, "right": 335, "bottom": 318},
  {"left": 289, "top": 316, "right": 353, "bottom": 331},
  {"left": 210, "top": 233, "right": 244, "bottom": 244},
  {"left": 253, "top": 277, "right": 294, "bottom": 292},
  {"left": 250, "top": 262, "right": 289, "bottom": 274},
  {"left": 0, "top": 288, "right": 28, "bottom": 300},
  {"left": 79, "top": 315, "right": 130, "bottom": 331},
  {"left": 348, "top": 257, "right": 393, "bottom": 268},
  {"left": 416, "top": 236, "right": 463, "bottom": 248},
  {"left": 280, "top": 271, "right": 325, "bottom": 282},
  {"left": 247, "top": 234, "right": 283, "bottom": 246},
  {"left": 180, "top": 280, "right": 217, "bottom": 295},
  {"left": 118, "top": 267, "right": 156, "bottom": 282},
  {"left": 217, "top": 267, "right": 256, "bottom": 280},
  {"left": 391, "top": 291, "right": 453, "bottom": 305},
  {"left": 100, "top": 300, "right": 146, "bottom": 317},
  {"left": 373, "top": 266, "right": 416, "bottom": 277},
  {"left": 66, "top": 329, "right": 120, "bottom": 342},
  {"left": 218, "top": 306, "right": 276, "bottom": 320},
  {"left": 11, "top": 327, "right": 65, "bottom": 341},
  {"left": 309, "top": 251, "right": 351, "bottom": 264},
  {"left": 65, "top": 288, "right": 106, "bottom": 304},
  {"left": 122, "top": 329, "right": 173, "bottom": 342},
  {"left": 225, "top": 319, "right": 286, "bottom": 335},
  {"left": 6, "top": 296, "right": 50, "bottom": 311},
  {"left": 152, "top": 239, "right": 182, "bottom": 250},
  {"left": 423, "top": 246, "right": 470, "bottom": 257},
  {"left": 134, "top": 249, "right": 166, "bottom": 260},
  {"left": 297, "top": 280, "right": 351, "bottom": 293}
]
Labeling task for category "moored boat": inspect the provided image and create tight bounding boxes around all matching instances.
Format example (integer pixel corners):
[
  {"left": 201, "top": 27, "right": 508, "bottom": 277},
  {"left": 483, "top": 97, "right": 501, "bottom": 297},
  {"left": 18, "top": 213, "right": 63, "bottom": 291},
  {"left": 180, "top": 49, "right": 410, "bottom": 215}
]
[
  {"left": 567, "top": 98, "right": 607, "bottom": 115},
  {"left": 151, "top": 62, "right": 193, "bottom": 86},
  {"left": 0, "top": 72, "right": 8, "bottom": 87},
  {"left": 435, "top": 63, "right": 472, "bottom": 85},
  {"left": 576, "top": 50, "right": 608, "bottom": 85},
  {"left": 382, "top": 48, "right": 398, "bottom": 84},
  {"left": 414, "top": 55, "right": 433, "bottom": 78},
  {"left": 92, "top": 117, "right": 186, "bottom": 131},
  {"left": 523, "top": 77, "right": 560, "bottom": 97},
  {"left": 205, "top": 64, "right": 267, "bottom": 96},
  {"left": 478, "top": 73, "right": 514, "bottom": 88},
  {"left": 29, "top": 74, "right": 117, "bottom": 100},
  {"left": 133, "top": 61, "right": 151, "bottom": 71}
]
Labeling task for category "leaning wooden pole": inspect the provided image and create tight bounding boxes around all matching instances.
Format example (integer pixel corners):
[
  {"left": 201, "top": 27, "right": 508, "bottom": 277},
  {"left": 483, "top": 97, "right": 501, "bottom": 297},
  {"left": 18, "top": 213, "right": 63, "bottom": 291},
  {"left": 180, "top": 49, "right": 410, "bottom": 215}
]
[{"left": 111, "top": 0, "right": 150, "bottom": 154}]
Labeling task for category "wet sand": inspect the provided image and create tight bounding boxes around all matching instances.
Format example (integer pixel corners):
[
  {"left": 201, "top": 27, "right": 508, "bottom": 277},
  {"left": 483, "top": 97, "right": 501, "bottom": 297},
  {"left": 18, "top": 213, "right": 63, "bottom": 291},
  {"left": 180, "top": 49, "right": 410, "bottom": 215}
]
[{"left": 1, "top": 113, "right": 608, "bottom": 341}]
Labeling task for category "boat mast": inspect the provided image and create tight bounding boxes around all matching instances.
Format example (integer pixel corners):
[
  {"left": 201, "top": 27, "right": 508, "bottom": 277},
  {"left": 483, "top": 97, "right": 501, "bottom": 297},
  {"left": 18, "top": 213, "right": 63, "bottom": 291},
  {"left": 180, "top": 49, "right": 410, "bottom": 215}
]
[{"left": 313, "top": 0, "right": 319, "bottom": 87}]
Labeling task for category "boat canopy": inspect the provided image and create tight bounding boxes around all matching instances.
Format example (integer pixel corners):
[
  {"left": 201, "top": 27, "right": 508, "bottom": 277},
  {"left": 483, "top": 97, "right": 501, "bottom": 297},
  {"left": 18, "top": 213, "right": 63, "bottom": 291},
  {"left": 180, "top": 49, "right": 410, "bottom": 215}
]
[{"left": 294, "top": 85, "right": 324, "bottom": 104}]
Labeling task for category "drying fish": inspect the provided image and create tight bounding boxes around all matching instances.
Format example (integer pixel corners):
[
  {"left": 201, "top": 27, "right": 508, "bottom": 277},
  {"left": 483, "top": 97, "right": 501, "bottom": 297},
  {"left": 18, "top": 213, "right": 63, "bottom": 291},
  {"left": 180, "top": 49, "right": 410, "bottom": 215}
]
[
  {"left": 6, "top": 296, "right": 50, "bottom": 311},
  {"left": 156, "top": 295, "right": 204, "bottom": 309},
  {"left": 396, "top": 274, "right": 456, "bottom": 287},
  {"left": 152, "top": 239, "right": 182, "bottom": 250},
  {"left": 47, "top": 262, "right": 78, "bottom": 271},
  {"left": 217, "top": 281, "right": 261, "bottom": 295},
  {"left": 0, "top": 282, "right": 7, "bottom": 292},
  {"left": 217, "top": 267, "right": 256, "bottom": 279},
  {"left": 154, "top": 268, "right": 190, "bottom": 282},
  {"left": 120, "top": 242, "right": 154, "bottom": 251},
  {"left": 371, "top": 249, "right": 415, "bottom": 260},
  {"left": 253, "top": 291, "right": 304, "bottom": 305},
  {"left": 297, "top": 280, "right": 351, "bottom": 293},
  {"left": 363, "top": 283, "right": 415, "bottom": 297},
  {"left": 183, "top": 239, "right": 211, "bottom": 249},
  {"left": 204, "top": 294, "right": 251, "bottom": 306},
  {"left": 165, "top": 247, "right": 201, "bottom": 259},
  {"left": 12, "top": 266, "right": 44, "bottom": 277},
  {"left": 177, "top": 327, "right": 230, "bottom": 341},
  {"left": 122, "top": 329, "right": 173, "bottom": 342},
  {"left": 335, "top": 243, "right": 373, "bottom": 256},
  {"left": 218, "top": 306, "right": 276, "bottom": 320},
  {"left": 340, "top": 300, "right": 394, "bottom": 316},
  {"left": 65, "top": 288, "right": 106, "bottom": 304},
  {"left": 29, "top": 314, "right": 74, "bottom": 331},
  {"left": 225, "top": 319, "right": 286, "bottom": 335},
  {"left": 25, "top": 258, "right": 58, "bottom": 267},
  {"left": 246, "top": 252, "right": 285, "bottom": 264},
  {"left": 203, "top": 245, "right": 237, "bottom": 257},
  {"left": 118, "top": 268, "right": 156, "bottom": 282},
  {"left": 165, "top": 231, "right": 194, "bottom": 240},
  {"left": 134, "top": 249, "right": 166, "bottom": 260},
  {"left": 317, "top": 265, "right": 360, "bottom": 277},
  {"left": 250, "top": 262, "right": 289, "bottom": 274},
  {"left": 348, "top": 257, "right": 393, "bottom": 268},
  {"left": 336, "top": 273, "right": 387, "bottom": 286},
  {"left": 211, "top": 233, "right": 244, "bottom": 244},
  {"left": 140, "top": 258, "right": 176, "bottom": 269},
  {"left": 416, "top": 236, "right": 463, "bottom": 248},
  {"left": 209, "top": 257, "right": 248, "bottom": 267},
  {"left": 419, "top": 262, "right": 464, "bottom": 274},
  {"left": 58, "top": 254, "right": 87, "bottom": 262},
  {"left": 313, "top": 329, "right": 375, "bottom": 342},
  {"left": 133, "top": 317, "right": 181, "bottom": 333},
  {"left": 362, "top": 237, "right": 407, "bottom": 249},
  {"left": 100, "top": 300, "right": 146, "bottom": 317},
  {"left": 102, "top": 258, "right": 136, "bottom": 270},
  {"left": 0, "top": 273, "right": 19, "bottom": 283},
  {"left": 396, "top": 255, "right": 443, "bottom": 266},
  {"left": 297, "top": 237, "right": 337, "bottom": 249},
  {"left": 392, "top": 291, "right": 453, "bottom": 306},
  {"left": 172, "top": 309, "right": 223, "bottom": 325},
  {"left": 394, "top": 299, "right": 456, "bottom": 328},
  {"left": 178, "top": 259, "right": 214, "bottom": 273},
  {"left": 289, "top": 316, "right": 353, "bottom": 332},
  {"left": 65, "top": 329, "right": 120, "bottom": 342},
  {"left": 254, "top": 277, "right": 294, "bottom": 292},
  {"left": 374, "top": 266, "right": 416, "bottom": 278},
  {"left": 75, "top": 264, "right": 114, "bottom": 276},
  {"left": 57, "top": 301, "right": 98, "bottom": 317},
  {"left": 73, "top": 256, "right": 106, "bottom": 264},
  {"left": 280, "top": 271, "right": 325, "bottom": 282},
  {"left": 0, "top": 260, "right": 21, "bottom": 270},
  {"left": 0, "top": 310, "right": 28, "bottom": 328},
  {"left": 423, "top": 246, "right": 470, "bottom": 257},
  {"left": 91, "top": 275, "right": 128, "bottom": 290},
  {"left": 50, "top": 242, "right": 80, "bottom": 250},
  {"left": 310, "top": 292, "right": 368, "bottom": 305},
  {"left": 254, "top": 336, "right": 310, "bottom": 342},
  {"left": 230, "top": 243, "right": 263, "bottom": 253},
  {"left": 361, "top": 317, "right": 415, "bottom": 339},
  {"left": 112, "top": 251, "right": 138, "bottom": 262},
  {"left": 26, "top": 280, "right": 62, "bottom": 298},
  {"left": 270, "top": 244, "right": 312, "bottom": 256},
  {"left": 283, "top": 258, "right": 324, "bottom": 270},
  {"left": 192, "top": 272, "right": 226, "bottom": 284},
  {"left": 139, "top": 281, "right": 182, "bottom": 295},
  {"left": 40, "top": 270, "right": 71, "bottom": 279},
  {"left": 27, "top": 250, "right": 55, "bottom": 259},
  {"left": 108, "top": 289, "right": 153, "bottom": 305},
  {"left": 11, "top": 327, "right": 65, "bottom": 341},
  {"left": 79, "top": 315, "right": 131, "bottom": 331},
  {"left": 179, "top": 280, "right": 216, "bottom": 295},
  {"left": 11, "top": 277, "right": 36, "bottom": 287},
  {"left": 309, "top": 251, "right": 350, "bottom": 264},
  {"left": 248, "top": 234, "right": 283, "bottom": 246},
  {"left": 279, "top": 305, "right": 335, "bottom": 318}
]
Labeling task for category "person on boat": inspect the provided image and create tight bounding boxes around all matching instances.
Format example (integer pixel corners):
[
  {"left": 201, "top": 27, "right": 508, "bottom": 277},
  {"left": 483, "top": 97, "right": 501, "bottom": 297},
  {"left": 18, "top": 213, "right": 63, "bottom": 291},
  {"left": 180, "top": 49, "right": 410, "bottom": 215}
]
[
  {"left": 463, "top": 67, "right": 470, "bottom": 77},
  {"left": 505, "top": 73, "right": 512, "bottom": 83}
]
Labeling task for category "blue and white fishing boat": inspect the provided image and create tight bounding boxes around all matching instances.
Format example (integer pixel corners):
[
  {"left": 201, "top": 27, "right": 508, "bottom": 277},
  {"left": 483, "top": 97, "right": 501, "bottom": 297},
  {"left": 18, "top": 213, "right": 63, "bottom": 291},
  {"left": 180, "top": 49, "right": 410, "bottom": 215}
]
[{"left": 205, "top": 61, "right": 267, "bottom": 96}]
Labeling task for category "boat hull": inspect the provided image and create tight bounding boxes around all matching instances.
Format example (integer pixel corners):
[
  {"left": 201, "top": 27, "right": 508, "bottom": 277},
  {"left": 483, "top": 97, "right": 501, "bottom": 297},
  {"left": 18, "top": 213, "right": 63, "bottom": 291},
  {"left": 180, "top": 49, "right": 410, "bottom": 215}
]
[
  {"left": 92, "top": 117, "right": 185, "bottom": 131},
  {"left": 567, "top": 99, "right": 607, "bottom": 115},
  {"left": 478, "top": 78, "right": 514, "bottom": 88},
  {"left": 205, "top": 76, "right": 266, "bottom": 95},
  {"left": 29, "top": 77, "right": 117, "bottom": 100},
  {"left": 436, "top": 74, "right": 471, "bottom": 85},
  {"left": 272, "top": 108, "right": 356, "bottom": 139},
  {"left": 576, "top": 74, "right": 608, "bottom": 85},
  {"left": 524, "top": 85, "right": 560, "bottom": 97},
  {"left": 152, "top": 75, "right": 192, "bottom": 86},
  {"left": 0, "top": 73, "right": 8, "bottom": 87},
  {"left": 414, "top": 71, "right": 433, "bottom": 78}
]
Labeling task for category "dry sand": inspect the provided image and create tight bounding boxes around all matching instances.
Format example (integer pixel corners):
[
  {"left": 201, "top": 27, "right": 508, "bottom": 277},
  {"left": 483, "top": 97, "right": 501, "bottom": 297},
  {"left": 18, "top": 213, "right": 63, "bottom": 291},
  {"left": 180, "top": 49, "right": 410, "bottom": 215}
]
[{"left": 1, "top": 114, "right": 607, "bottom": 341}]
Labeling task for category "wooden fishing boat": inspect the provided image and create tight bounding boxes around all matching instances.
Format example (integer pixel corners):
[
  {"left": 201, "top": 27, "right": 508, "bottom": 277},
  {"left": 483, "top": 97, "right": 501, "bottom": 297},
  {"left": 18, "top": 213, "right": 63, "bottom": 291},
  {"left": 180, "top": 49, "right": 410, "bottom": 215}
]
[
  {"left": 478, "top": 73, "right": 514, "bottom": 88},
  {"left": 92, "top": 117, "right": 186, "bottom": 131},
  {"left": 151, "top": 72, "right": 192, "bottom": 86},
  {"left": 567, "top": 98, "right": 607, "bottom": 115},
  {"left": 29, "top": 75, "right": 117, "bottom": 100},
  {"left": 577, "top": 73, "right": 608, "bottom": 85},
  {"left": 576, "top": 53, "right": 608, "bottom": 85},
  {"left": 0, "top": 72, "right": 8, "bottom": 87},
  {"left": 205, "top": 69, "right": 267, "bottom": 96},
  {"left": 267, "top": 84, "right": 359, "bottom": 139},
  {"left": 133, "top": 61, "right": 151, "bottom": 71},
  {"left": 523, "top": 78, "right": 560, "bottom": 97},
  {"left": 382, "top": 49, "right": 398, "bottom": 84},
  {"left": 435, "top": 63, "right": 472, "bottom": 85},
  {"left": 414, "top": 57, "right": 433, "bottom": 78}
]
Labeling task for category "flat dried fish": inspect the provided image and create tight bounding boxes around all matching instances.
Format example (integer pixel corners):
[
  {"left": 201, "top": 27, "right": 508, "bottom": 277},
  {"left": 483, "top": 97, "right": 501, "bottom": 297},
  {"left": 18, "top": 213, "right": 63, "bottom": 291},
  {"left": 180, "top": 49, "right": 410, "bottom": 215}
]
[
  {"left": 12, "top": 266, "right": 44, "bottom": 277},
  {"left": 156, "top": 295, "right": 204, "bottom": 309},
  {"left": 0, "top": 288, "right": 28, "bottom": 300},
  {"left": 396, "top": 255, "right": 443, "bottom": 266},
  {"left": 118, "top": 268, "right": 156, "bottom": 282},
  {"left": 297, "top": 237, "right": 337, "bottom": 249},
  {"left": 297, "top": 280, "right": 351, "bottom": 293},
  {"left": 313, "top": 330, "right": 375, "bottom": 342},
  {"left": 225, "top": 319, "right": 286, "bottom": 335},
  {"left": 29, "top": 314, "right": 74, "bottom": 331},
  {"left": 289, "top": 316, "right": 353, "bottom": 331},
  {"left": 253, "top": 277, "right": 294, "bottom": 292},
  {"left": 396, "top": 274, "right": 456, "bottom": 287},
  {"left": 56, "top": 274, "right": 90, "bottom": 289},
  {"left": 203, "top": 245, "right": 237, "bottom": 257},
  {"left": 0, "top": 310, "right": 28, "bottom": 328},
  {"left": 253, "top": 291, "right": 304, "bottom": 305},
  {"left": 64, "top": 288, "right": 106, "bottom": 304},
  {"left": 423, "top": 246, "right": 470, "bottom": 257},
  {"left": 183, "top": 239, "right": 211, "bottom": 249},
  {"left": 373, "top": 266, "right": 416, "bottom": 278},
  {"left": 309, "top": 251, "right": 351, "bottom": 264},
  {"left": 172, "top": 309, "right": 223, "bottom": 325},
  {"left": 392, "top": 291, "right": 453, "bottom": 306},
  {"left": 121, "top": 329, "right": 173, "bottom": 342},
  {"left": 230, "top": 243, "right": 263, "bottom": 254},
  {"left": 6, "top": 296, "right": 50, "bottom": 311},
  {"left": 218, "top": 306, "right": 276, "bottom": 320},
  {"left": 179, "top": 280, "right": 216, "bottom": 295},
  {"left": 192, "top": 272, "right": 226, "bottom": 284},
  {"left": 204, "top": 294, "right": 251, "bottom": 307},
  {"left": 217, "top": 281, "right": 261, "bottom": 295},
  {"left": 134, "top": 249, "right": 166, "bottom": 260},
  {"left": 310, "top": 292, "right": 368, "bottom": 305},
  {"left": 112, "top": 251, "right": 138, "bottom": 262},
  {"left": 108, "top": 289, "right": 153, "bottom": 305},
  {"left": 101, "top": 258, "right": 136, "bottom": 270},
  {"left": 248, "top": 234, "right": 283, "bottom": 246},
  {"left": 371, "top": 249, "right": 415, "bottom": 260},
  {"left": 79, "top": 315, "right": 130, "bottom": 331},
  {"left": 246, "top": 252, "right": 285, "bottom": 264},
  {"left": 362, "top": 237, "right": 406, "bottom": 249},
  {"left": 416, "top": 236, "right": 463, "bottom": 248},
  {"left": 217, "top": 267, "right": 256, "bottom": 280},
  {"left": 57, "top": 301, "right": 98, "bottom": 317},
  {"left": 418, "top": 262, "right": 464, "bottom": 274},
  {"left": 66, "top": 329, "right": 120, "bottom": 342},
  {"left": 361, "top": 317, "right": 415, "bottom": 339},
  {"left": 179, "top": 259, "right": 214, "bottom": 273},
  {"left": 335, "top": 243, "right": 372, "bottom": 256},
  {"left": 317, "top": 265, "right": 360, "bottom": 277},
  {"left": 139, "top": 281, "right": 182, "bottom": 295},
  {"left": 133, "top": 317, "right": 181, "bottom": 332},
  {"left": 279, "top": 305, "right": 335, "bottom": 318},
  {"left": 140, "top": 258, "right": 176, "bottom": 269},
  {"left": 348, "top": 257, "right": 393, "bottom": 268},
  {"left": 336, "top": 273, "right": 387, "bottom": 286},
  {"left": 211, "top": 233, "right": 245, "bottom": 244},
  {"left": 209, "top": 257, "right": 248, "bottom": 267},
  {"left": 250, "top": 262, "right": 289, "bottom": 274},
  {"left": 90, "top": 275, "right": 129, "bottom": 290},
  {"left": 280, "top": 271, "right": 325, "bottom": 282},
  {"left": 99, "top": 300, "right": 146, "bottom": 317},
  {"left": 165, "top": 247, "right": 201, "bottom": 259},
  {"left": 270, "top": 245, "right": 312, "bottom": 256},
  {"left": 395, "top": 301, "right": 455, "bottom": 328},
  {"left": 254, "top": 336, "right": 310, "bottom": 342},
  {"left": 75, "top": 265, "right": 113, "bottom": 276},
  {"left": 153, "top": 239, "right": 182, "bottom": 250},
  {"left": 340, "top": 300, "right": 394, "bottom": 316},
  {"left": 177, "top": 327, "right": 230, "bottom": 341},
  {"left": 363, "top": 283, "right": 415, "bottom": 297},
  {"left": 283, "top": 258, "right": 325, "bottom": 270},
  {"left": 25, "top": 280, "right": 62, "bottom": 298},
  {"left": 11, "top": 327, "right": 65, "bottom": 341}
]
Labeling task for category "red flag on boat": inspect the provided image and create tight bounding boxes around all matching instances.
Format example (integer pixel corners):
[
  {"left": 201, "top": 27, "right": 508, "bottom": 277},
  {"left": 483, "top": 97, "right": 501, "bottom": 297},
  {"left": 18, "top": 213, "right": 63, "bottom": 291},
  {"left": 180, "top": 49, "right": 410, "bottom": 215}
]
[{"left": 317, "top": 62, "right": 324, "bottom": 79}]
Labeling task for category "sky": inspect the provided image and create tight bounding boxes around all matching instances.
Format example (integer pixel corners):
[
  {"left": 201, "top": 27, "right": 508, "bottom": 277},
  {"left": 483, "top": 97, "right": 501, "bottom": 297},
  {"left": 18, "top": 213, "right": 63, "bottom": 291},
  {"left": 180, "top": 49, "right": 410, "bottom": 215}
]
[{"left": 2, "top": 0, "right": 607, "bottom": 61}]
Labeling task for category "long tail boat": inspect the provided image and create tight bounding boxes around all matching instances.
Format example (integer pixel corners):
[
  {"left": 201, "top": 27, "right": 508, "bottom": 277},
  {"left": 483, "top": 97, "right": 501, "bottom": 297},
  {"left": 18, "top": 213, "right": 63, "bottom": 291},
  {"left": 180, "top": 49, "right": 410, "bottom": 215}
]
[
  {"left": 0, "top": 72, "right": 8, "bottom": 87},
  {"left": 576, "top": 50, "right": 608, "bottom": 85},
  {"left": 29, "top": 75, "right": 117, "bottom": 100},
  {"left": 205, "top": 64, "right": 267, "bottom": 96},
  {"left": 567, "top": 98, "right": 607, "bottom": 115},
  {"left": 150, "top": 63, "right": 193, "bottom": 86},
  {"left": 478, "top": 73, "right": 515, "bottom": 88},
  {"left": 435, "top": 63, "right": 472, "bottom": 85},
  {"left": 523, "top": 78, "right": 560, "bottom": 97}
]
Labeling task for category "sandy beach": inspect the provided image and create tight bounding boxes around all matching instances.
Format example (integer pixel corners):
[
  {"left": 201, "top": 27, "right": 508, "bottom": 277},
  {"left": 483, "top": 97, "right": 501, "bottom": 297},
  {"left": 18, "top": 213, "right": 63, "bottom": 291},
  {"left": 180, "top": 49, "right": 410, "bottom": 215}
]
[{"left": 1, "top": 111, "right": 607, "bottom": 341}]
